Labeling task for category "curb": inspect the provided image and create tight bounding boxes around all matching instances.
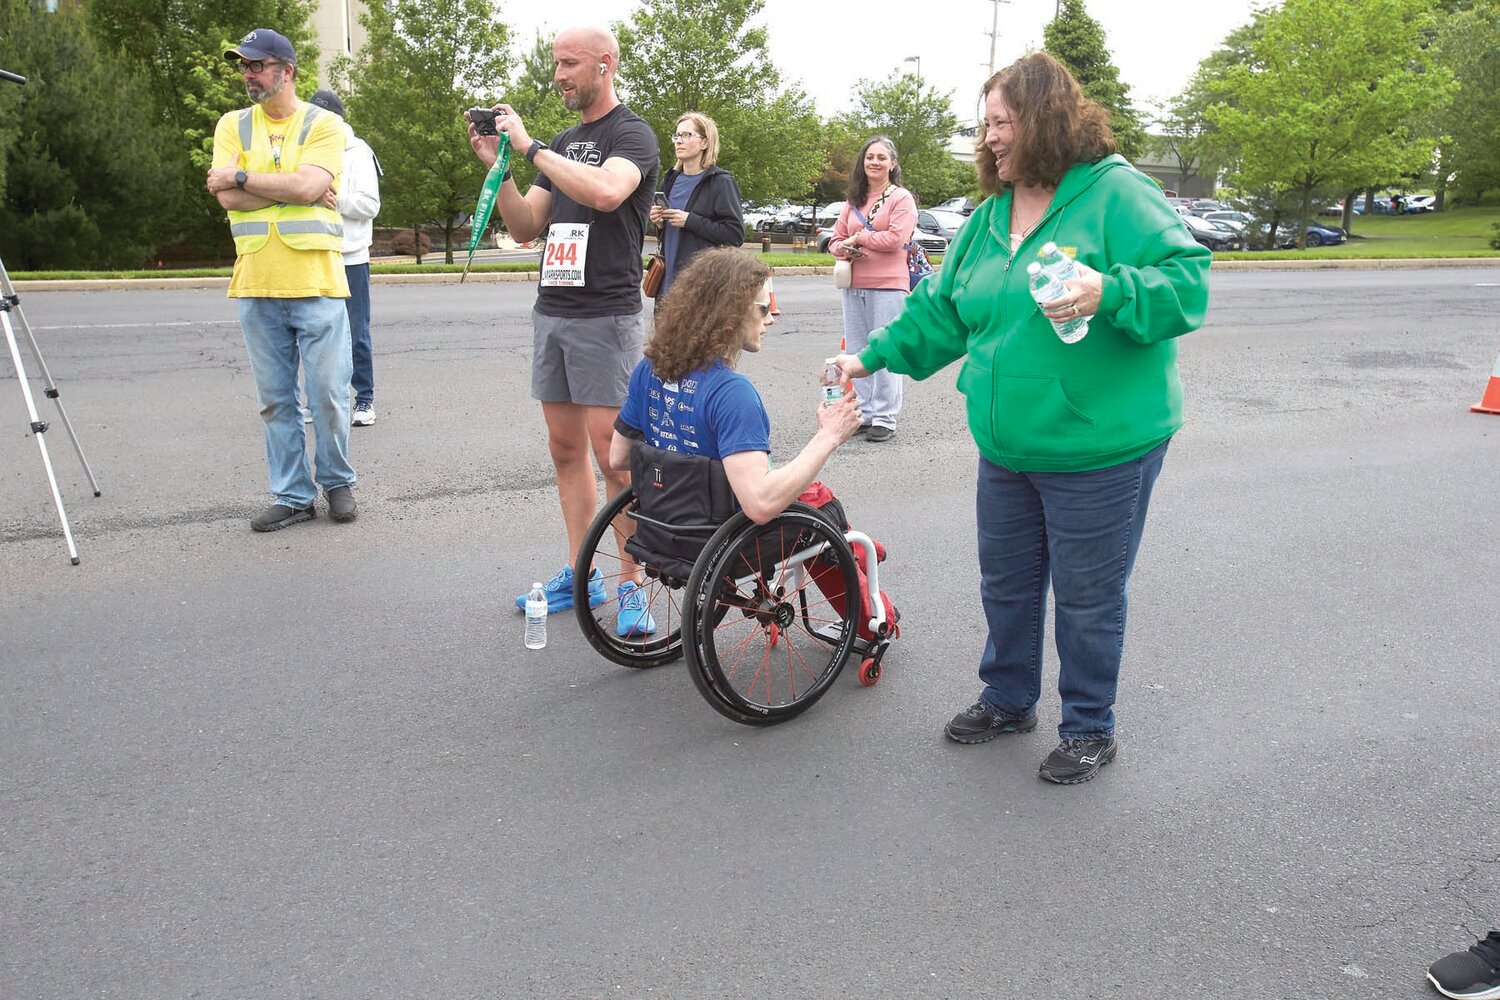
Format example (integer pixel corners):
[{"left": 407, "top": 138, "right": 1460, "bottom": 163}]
[{"left": 12, "top": 256, "right": 1500, "bottom": 291}]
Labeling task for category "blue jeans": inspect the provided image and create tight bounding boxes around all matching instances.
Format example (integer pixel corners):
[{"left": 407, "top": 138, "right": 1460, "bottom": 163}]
[
  {"left": 974, "top": 440, "right": 1168, "bottom": 739},
  {"left": 238, "top": 296, "right": 356, "bottom": 508},
  {"left": 345, "top": 263, "right": 374, "bottom": 407}
]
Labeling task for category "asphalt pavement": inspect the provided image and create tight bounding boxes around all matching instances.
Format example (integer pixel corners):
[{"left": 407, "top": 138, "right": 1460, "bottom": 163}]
[{"left": 2, "top": 269, "right": 1498, "bottom": 999}]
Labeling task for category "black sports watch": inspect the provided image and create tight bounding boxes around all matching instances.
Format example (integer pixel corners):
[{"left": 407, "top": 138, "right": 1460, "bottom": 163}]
[
  {"left": 525, "top": 139, "right": 547, "bottom": 164},
  {"left": 235, "top": 170, "right": 248, "bottom": 190}
]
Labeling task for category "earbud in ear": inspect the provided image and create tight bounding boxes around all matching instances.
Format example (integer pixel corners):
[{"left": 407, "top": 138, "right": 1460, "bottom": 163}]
[{"left": 599, "top": 63, "right": 607, "bottom": 75}]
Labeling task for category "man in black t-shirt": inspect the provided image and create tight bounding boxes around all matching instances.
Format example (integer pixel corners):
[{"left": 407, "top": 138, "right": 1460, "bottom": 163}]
[{"left": 468, "top": 25, "right": 660, "bottom": 614}]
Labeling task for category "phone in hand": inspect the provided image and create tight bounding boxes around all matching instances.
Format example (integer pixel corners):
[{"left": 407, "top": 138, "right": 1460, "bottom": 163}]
[
  {"left": 653, "top": 192, "right": 669, "bottom": 210},
  {"left": 466, "top": 107, "right": 499, "bottom": 136}
]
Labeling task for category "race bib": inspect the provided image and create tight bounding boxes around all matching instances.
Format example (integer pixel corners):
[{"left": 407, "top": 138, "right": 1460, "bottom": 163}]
[{"left": 540, "top": 223, "right": 589, "bottom": 286}]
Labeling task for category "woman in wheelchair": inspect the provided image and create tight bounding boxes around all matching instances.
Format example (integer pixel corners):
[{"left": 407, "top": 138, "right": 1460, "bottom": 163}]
[{"left": 574, "top": 248, "right": 898, "bottom": 725}]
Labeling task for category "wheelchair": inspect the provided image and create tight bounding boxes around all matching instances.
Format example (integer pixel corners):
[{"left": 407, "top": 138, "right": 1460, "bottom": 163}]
[{"left": 572, "top": 444, "right": 896, "bottom": 726}]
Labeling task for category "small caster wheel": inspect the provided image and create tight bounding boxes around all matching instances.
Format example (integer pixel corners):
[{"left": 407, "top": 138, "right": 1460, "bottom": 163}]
[{"left": 857, "top": 657, "right": 881, "bottom": 686}]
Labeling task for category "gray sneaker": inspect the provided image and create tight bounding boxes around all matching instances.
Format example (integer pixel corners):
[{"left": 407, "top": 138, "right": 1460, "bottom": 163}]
[
  {"left": 943, "top": 701, "right": 1038, "bottom": 744},
  {"left": 251, "top": 503, "right": 315, "bottom": 532},
  {"left": 326, "top": 486, "right": 357, "bottom": 523},
  {"left": 351, "top": 403, "right": 376, "bottom": 426}
]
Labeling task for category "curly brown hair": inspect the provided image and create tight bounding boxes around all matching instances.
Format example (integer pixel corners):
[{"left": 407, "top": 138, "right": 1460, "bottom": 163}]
[
  {"left": 975, "top": 52, "right": 1116, "bottom": 195},
  {"left": 646, "top": 248, "right": 771, "bottom": 382}
]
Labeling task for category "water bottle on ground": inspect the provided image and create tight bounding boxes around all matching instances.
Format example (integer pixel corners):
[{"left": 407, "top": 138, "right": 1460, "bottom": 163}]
[
  {"left": 524, "top": 582, "right": 547, "bottom": 650},
  {"left": 1035, "top": 241, "right": 1090, "bottom": 344},
  {"left": 1027, "top": 260, "right": 1089, "bottom": 345}
]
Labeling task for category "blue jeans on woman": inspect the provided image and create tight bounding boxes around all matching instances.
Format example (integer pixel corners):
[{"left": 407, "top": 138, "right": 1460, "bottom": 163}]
[
  {"left": 974, "top": 440, "right": 1168, "bottom": 740},
  {"left": 238, "top": 296, "right": 356, "bottom": 509},
  {"left": 346, "top": 263, "right": 374, "bottom": 408}
]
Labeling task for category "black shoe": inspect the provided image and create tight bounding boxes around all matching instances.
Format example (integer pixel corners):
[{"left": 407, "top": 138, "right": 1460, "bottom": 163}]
[
  {"left": 1428, "top": 931, "right": 1500, "bottom": 999},
  {"left": 326, "top": 485, "right": 358, "bottom": 522},
  {"left": 1038, "top": 737, "right": 1117, "bottom": 784},
  {"left": 865, "top": 425, "right": 895, "bottom": 442},
  {"left": 250, "top": 503, "right": 315, "bottom": 532},
  {"left": 944, "top": 701, "right": 1038, "bottom": 744},
  {"left": 854, "top": 422, "right": 871, "bottom": 436}
]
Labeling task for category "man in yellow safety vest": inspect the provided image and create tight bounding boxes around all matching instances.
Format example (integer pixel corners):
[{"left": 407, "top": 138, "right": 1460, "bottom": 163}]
[{"left": 207, "top": 27, "right": 358, "bottom": 532}]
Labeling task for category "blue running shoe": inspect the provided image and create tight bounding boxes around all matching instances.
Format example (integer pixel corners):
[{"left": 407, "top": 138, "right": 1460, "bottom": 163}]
[
  {"left": 614, "top": 580, "right": 657, "bottom": 637},
  {"left": 515, "top": 565, "right": 606, "bottom": 614}
]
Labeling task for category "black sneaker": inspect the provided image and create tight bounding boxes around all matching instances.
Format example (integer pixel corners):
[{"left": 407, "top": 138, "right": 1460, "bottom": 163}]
[
  {"left": 1038, "top": 737, "right": 1117, "bottom": 784},
  {"left": 326, "top": 485, "right": 357, "bottom": 523},
  {"left": 943, "top": 702, "right": 1038, "bottom": 744},
  {"left": 1428, "top": 930, "right": 1500, "bottom": 1000},
  {"left": 250, "top": 503, "right": 315, "bottom": 532}
]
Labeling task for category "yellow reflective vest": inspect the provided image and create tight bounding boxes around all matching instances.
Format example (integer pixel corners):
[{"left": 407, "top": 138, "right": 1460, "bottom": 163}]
[{"left": 227, "top": 104, "right": 344, "bottom": 256}]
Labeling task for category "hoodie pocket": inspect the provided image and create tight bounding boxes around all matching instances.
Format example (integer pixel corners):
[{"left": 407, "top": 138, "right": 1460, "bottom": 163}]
[{"left": 987, "top": 372, "right": 1098, "bottom": 461}]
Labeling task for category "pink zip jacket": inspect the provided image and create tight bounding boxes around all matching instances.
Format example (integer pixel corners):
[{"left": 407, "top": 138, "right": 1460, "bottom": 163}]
[{"left": 830, "top": 185, "right": 918, "bottom": 291}]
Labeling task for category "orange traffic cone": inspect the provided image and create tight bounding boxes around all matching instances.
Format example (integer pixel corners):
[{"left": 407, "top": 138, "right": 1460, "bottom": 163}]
[
  {"left": 1472, "top": 350, "right": 1500, "bottom": 414},
  {"left": 767, "top": 276, "right": 781, "bottom": 317}
]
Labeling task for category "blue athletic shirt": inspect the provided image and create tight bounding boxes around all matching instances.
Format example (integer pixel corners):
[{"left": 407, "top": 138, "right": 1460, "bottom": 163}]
[{"left": 619, "top": 357, "right": 770, "bottom": 459}]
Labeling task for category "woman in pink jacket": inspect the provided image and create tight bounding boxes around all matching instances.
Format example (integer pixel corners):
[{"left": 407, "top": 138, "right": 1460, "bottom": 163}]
[{"left": 828, "top": 136, "right": 917, "bottom": 443}]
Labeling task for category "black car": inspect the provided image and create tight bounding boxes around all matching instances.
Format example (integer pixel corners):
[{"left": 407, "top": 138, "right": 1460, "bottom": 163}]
[{"left": 1182, "top": 214, "right": 1246, "bottom": 252}]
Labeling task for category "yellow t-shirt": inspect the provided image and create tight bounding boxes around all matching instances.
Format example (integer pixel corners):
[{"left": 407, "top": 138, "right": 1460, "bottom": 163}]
[{"left": 212, "top": 104, "right": 349, "bottom": 299}]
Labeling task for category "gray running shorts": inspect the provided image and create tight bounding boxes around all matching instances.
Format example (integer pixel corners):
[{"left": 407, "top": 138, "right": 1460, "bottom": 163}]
[{"left": 530, "top": 309, "right": 644, "bottom": 406}]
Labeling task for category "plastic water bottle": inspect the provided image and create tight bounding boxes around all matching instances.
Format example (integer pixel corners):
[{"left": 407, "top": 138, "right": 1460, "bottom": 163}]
[
  {"left": 1027, "top": 261, "right": 1089, "bottom": 345},
  {"left": 1036, "top": 242, "right": 1090, "bottom": 344},
  {"left": 821, "top": 336, "right": 846, "bottom": 405},
  {"left": 524, "top": 582, "right": 547, "bottom": 649}
]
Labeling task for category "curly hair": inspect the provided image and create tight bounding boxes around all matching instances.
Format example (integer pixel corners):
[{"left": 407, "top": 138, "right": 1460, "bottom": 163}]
[
  {"left": 646, "top": 248, "right": 771, "bottom": 382},
  {"left": 975, "top": 52, "right": 1116, "bottom": 194},
  {"left": 846, "top": 136, "right": 902, "bottom": 205}
]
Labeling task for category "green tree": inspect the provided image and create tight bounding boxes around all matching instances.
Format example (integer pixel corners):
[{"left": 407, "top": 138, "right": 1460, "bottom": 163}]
[
  {"left": 1043, "top": 0, "right": 1146, "bottom": 160},
  {"left": 84, "top": 0, "right": 318, "bottom": 259},
  {"left": 617, "top": 0, "right": 823, "bottom": 203},
  {"left": 835, "top": 73, "right": 975, "bottom": 206},
  {"left": 1431, "top": 0, "right": 1500, "bottom": 203},
  {"left": 0, "top": 0, "right": 176, "bottom": 268},
  {"left": 1205, "top": 0, "right": 1454, "bottom": 245},
  {"left": 332, "top": 0, "right": 509, "bottom": 263}
]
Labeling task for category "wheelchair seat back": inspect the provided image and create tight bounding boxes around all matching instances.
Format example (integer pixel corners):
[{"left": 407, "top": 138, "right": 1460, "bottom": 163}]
[{"left": 625, "top": 442, "right": 738, "bottom": 586}]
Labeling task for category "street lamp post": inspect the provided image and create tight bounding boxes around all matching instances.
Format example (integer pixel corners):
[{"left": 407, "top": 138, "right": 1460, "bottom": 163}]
[{"left": 903, "top": 55, "right": 921, "bottom": 81}]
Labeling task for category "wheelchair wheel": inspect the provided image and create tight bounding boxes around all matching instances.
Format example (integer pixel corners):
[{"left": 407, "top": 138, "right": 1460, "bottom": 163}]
[
  {"left": 684, "top": 503, "right": 860, "bottom": 725},
  {"left": 573, "top": 488, "right": 686, "bottom": 669}
]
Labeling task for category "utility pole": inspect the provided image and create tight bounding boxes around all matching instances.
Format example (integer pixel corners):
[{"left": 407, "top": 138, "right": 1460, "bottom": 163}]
[{"left": 985, "top": 0, "right": 1013, "bottom": 78}]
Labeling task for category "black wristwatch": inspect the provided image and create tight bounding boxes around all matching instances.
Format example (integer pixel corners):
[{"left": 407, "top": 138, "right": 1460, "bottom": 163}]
[
  {"left": 525, "top": 139, "right": 548, "bottom": 164},
  {"left": 234, "top": 170, "right": 248, "bottom": 190}
]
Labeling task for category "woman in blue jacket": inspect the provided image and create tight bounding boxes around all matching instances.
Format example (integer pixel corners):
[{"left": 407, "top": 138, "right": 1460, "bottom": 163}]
[{"left": 650, "top": 112, "right": 745, "bottom": 298}]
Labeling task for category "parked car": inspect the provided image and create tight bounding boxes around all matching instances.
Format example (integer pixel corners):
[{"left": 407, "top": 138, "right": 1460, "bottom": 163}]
[
  {"left": 1203, "top": 210, "right": 1253, "bottom": 232},
  {"left": 1404, "top": 194, "right": 1437, "bottom": 213},
  {"left": 1182, "top": 214, "right": 1246, "bottom": 252},
  {"left": 1262, "top": 220, "right": 1348, "bottom": 248},
  {"left": 812, "top": 202, "right": 846, "bottom": 252},
  {"left": 933, "top": 196, "right": 977, "bottom": 215},
  {"left": 1188, "top": 198, "right": 1226, "bottom": 213},
  {"left": 916, "top": 209, "right": 967, "bottom": 241},
  {"left": 742, "top": 202, "right": 785, "bottom": 231}
]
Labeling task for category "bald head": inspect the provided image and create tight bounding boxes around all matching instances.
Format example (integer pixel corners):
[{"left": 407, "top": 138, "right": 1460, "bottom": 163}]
[{"left": 553, "top": 25, "right": 621, "bottom": 119}]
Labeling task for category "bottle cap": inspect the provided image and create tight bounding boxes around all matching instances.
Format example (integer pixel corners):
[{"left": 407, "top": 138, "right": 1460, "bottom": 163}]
[
  {"left": 1042, "top": 241, "right": 1058, "bottom": 254},
  {"left": 532, "top": 582, "right": 543, "bottom": 589},
  {"left": 1027, "top": 261, "right": 1042, "bottom": 274}
]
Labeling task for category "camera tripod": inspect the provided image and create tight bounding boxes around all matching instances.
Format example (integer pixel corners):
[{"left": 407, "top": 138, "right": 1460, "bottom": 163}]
[{"left": 2, "top": 255, "right": 101, "bottom": 565}]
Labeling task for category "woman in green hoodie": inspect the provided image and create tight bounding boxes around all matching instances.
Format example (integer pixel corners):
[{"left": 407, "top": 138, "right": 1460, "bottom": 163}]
[{"left": 834, "top": 53, "right": 1211, "bottom": 784}]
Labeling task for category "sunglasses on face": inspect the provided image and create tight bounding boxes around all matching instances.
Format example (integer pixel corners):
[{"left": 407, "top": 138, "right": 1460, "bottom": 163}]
[
  {"left": 238, "top": 59, "right": 283, "bottom": 74},
  {"left": 753, "top": 301, "right": 772, "bottom": 318}
]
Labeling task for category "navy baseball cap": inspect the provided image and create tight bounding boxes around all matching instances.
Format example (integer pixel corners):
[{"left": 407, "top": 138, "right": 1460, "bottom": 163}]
[
  {"left": 310, "top": 90, "right": 346, "bottom": 117},
  {"left": 224, "top": 28, "right": 296, "bottom": 65}
]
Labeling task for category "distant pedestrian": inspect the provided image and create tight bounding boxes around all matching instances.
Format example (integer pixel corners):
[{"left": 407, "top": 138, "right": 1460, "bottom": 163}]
[
  {"left": 649, "top": 112, "right": 744, "bottom": 298},
  {"left": 828, "top": 136, "right": 917, "bottom": 443},
  {"left": 207, "top": 28, "right": 358, "bottom": 531},
  {"left": 310, "top": 89, "right": 382, "bottom": 427}
]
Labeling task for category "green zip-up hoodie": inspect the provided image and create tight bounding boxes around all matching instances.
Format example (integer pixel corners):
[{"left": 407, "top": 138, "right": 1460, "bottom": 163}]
[{"left": 860, "top": 154, "right": 1211, "bottom": 472}]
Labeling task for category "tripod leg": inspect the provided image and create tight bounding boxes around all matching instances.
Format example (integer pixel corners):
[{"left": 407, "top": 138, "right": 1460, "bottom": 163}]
[
  {"left": 2, "top": 309, "right": 80, "bottom": 564},
  {"left": 0, "top": 267, "right": 101, "bottom": 496}
]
